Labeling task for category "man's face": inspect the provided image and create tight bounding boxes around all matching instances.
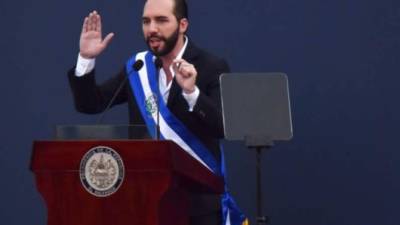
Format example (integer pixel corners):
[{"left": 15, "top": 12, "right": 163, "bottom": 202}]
[{"left": 142, "top": 0, "right": 182, "bottom": 56}]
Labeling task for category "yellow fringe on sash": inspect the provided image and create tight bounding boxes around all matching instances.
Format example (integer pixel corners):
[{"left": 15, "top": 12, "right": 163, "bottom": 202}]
[{"left": 242, "top": 218, "right": 250, "bottom": 225}]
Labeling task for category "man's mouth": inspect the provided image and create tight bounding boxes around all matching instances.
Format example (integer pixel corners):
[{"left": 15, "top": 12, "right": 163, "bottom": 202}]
[{"left": 149, "top": 37, "right": 163, "bottom": 49}]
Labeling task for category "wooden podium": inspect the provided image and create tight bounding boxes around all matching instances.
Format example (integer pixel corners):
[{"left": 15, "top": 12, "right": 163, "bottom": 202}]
[{"left": 31, "top": 140, "right": 224, "bottom": 225}]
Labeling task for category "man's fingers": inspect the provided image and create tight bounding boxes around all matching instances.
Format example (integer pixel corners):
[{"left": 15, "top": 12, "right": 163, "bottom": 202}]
[
  {"left": 96, "top": 14, "right": 102, "bottom": 33},
  {"left": 173, "top": 59, "right": 185, "bottom": 63},
  {"left": 82, "top": 17, "right": 89, "bottom": 33},
  {"left": 173, "top": 59, "right": 185, "bottom": 66},
  {"left": 172, "top": 59, "right": 196, "bottom": 78},
  {"left": 102, "top": 33, "right": 115, "bottom": 47},
  {"left": 87, "top": 15, "right": 92, "bottom": 31},
  {"left": 91, "top": 11, "right": 100, "bottom": 32},
  {"left": 172, "top": 61, "right": 179, "bottom": 73},
  {"left": 92, "top": 11, "right": 99, "bottom": 31},
  {"left": 179, "top": 66, "right": 195, "bottom": 78},
  {"left": 88, "top": 11, "right": 96, "bottom": 31},
  {"left": 82, "top": 11, "right": 101, "bottom": 33},
  {"left": 172, "top": 59, "right": 187, "bottom": 72},
  {"left": 91, "top": 14, "right": 98, "bottom": 31}
]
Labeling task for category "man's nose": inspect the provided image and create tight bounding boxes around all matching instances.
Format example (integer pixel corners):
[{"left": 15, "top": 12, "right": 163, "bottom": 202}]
[{"left": 148, "top": 21, "right": 158, "bottom": 33}]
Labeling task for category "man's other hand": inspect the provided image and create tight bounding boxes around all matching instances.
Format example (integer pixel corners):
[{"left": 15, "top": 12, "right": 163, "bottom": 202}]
[{"left": 173, "top": 59, "right": 198, "bottom": 94}]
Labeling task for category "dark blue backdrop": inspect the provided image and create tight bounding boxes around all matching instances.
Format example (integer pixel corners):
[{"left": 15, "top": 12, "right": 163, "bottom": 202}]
[{"left": 1, "top": 0, "right": 399, "bottom": 224}]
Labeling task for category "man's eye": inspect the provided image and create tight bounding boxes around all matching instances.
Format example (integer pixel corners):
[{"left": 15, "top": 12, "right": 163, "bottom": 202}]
[{"left": 157, "top": 18, "right": 169, "bottom": 23}]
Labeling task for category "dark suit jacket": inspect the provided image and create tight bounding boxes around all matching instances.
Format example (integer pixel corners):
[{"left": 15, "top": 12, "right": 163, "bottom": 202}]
[{"left": 68, "top": 41, "right": 230, "bottom": 216}]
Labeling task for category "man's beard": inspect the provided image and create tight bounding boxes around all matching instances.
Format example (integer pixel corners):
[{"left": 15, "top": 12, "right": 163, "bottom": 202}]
[{"left": 146, "top": 27, "right": 179, "bottom": 57}]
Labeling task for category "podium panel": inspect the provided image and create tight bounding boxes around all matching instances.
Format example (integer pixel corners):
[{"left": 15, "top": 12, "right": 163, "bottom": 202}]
[{"left": 31, "top": 140, "right": 223, "bottom": 225}]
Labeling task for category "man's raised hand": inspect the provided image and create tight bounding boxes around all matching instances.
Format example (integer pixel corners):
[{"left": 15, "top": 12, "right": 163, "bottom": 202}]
[{"left": 79, "top": 11, "right": 114, "bottom": 59}]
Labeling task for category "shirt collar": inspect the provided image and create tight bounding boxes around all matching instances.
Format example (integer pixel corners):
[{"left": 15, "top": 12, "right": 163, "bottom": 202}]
[{"left": 176, "top": 35, "right": 189, "bottom": 60}]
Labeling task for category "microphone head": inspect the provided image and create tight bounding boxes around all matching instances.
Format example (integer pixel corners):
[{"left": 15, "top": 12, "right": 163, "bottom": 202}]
[
  {"left": 155, "top": 58, "right": 163, "bottom": 69},
  {"left": 133, "top": 60, "right": 144, "bottom": 71}
]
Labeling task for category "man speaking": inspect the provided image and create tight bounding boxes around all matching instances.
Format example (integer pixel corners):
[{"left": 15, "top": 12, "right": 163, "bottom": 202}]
[{"left": 68, "top": 1, "right": 247, "bottom": 225}]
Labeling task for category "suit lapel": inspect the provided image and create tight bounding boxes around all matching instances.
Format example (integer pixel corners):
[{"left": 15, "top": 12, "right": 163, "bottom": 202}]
[{"left": 167, "top": 78, "right": 180, "bottom": 108}]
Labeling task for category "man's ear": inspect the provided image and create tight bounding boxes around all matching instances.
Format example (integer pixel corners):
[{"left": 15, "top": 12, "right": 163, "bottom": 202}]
[{"left": 179, "top": 18, "right": 189, "bottom": 34}]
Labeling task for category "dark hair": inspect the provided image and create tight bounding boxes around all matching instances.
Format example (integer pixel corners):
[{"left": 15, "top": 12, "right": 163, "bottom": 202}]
[
  {"left": 144, "top": 0, "right": 188, "bottom": 21},
  {"left": 173, "top": 0, "right": 188, "bottom": 21}
]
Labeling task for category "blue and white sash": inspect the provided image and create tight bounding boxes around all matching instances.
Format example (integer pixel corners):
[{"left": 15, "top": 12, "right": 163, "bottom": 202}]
[{"left": 126, "top": 51, "right": 248, "bottom": 225}]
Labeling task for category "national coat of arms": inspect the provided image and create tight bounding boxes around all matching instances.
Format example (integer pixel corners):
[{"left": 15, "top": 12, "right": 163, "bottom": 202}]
[
  {"left": 145, "top": 94, "right": 158, "bottom": 115},
  {"left": 79, "top": 146, "right": 125, "bottom": 197}
]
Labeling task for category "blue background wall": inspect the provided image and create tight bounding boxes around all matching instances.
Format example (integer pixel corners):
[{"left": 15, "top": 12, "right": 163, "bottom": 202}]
[{"left": 1, "top": 0, "right": 399, "bottom": 224}]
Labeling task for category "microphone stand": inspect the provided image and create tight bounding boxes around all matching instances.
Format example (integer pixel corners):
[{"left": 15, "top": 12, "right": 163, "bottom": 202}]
[
  {"left": 96, "top": 60, "right": 143, "bottom": 124},
  {"left": 154, "top": 58, "right": 163, "bottom": 141},
  {"left": 154, "top": 93, "right": 160, "bottom": 140}
]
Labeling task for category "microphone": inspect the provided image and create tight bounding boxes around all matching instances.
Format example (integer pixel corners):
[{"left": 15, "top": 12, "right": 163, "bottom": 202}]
[
  {"left": 96, "top": 59, "right": 144, "bottom": 124},
  {"left": 154, "top": 58, "right": 163, "bottom": 140},
  {"left": 133, "top": 59, "right": 144, "bottom": 71}
]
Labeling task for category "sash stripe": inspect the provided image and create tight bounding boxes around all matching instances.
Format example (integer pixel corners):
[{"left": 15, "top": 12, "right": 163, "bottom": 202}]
[
  {"left": 143, "top": 53, "right": 221, "bottom": 175},
  {"left": 126, "top": 51, "right": 247, "bottom": 225},
  {"left": 126, "top": 52, "right": 157, "bottom": 138}
]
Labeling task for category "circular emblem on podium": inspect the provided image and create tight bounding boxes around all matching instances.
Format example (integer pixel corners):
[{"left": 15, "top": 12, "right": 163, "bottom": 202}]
[{"left": 79, "top": 146, "right": 125, "bottom": 197}]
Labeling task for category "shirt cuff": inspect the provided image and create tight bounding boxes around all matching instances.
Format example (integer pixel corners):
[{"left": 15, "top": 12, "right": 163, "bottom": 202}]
[
  {"left": 75, "top": 53, "right": 95, "bottom": 77},
  {"left": 182, "top": 86, "right": 200, "bottom": 112}
]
